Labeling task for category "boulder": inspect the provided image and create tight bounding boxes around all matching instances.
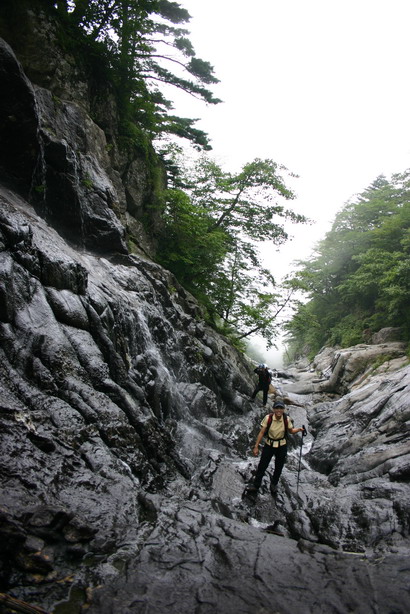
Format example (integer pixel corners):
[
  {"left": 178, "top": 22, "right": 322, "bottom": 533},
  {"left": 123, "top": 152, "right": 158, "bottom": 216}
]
[{"left": 371, "top": 326, "right": 404, "bottom": 344}]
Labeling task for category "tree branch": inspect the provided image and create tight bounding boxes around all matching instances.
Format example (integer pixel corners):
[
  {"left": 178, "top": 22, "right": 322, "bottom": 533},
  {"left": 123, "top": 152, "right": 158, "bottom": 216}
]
[
  {"left": 209, "top": 187, "right": 245, "bottom": 230},
  {"left": 236, "top": 291, "right": 294, "bottom": 340},
  {"left": 0, "top": 593, "right": 50, "bottom": 614}
]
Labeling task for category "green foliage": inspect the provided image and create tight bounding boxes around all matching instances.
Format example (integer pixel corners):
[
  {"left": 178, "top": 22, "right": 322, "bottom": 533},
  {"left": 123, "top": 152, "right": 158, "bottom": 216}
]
[
  {"left": 34, "top": 0, "right": 220, "bottom": 149},
  {"left": 158, "top": 116, "right": 212, "bottom": 150},
  {"left": 81, "top": 174, "right": 94, "bottom": 189},
  {"left": 33, "top": 184, "right": 46, "bottom": 194},
  {"left": 285, "top": 170, "right": 410, "bottom": 358},
  {"left": 327, "top": 313, "right": 369, "bottom": 348},
  {"left": 157, "top": 188, "right": 229, "bottom": 284},
  {"left": 157, "top": 156, "right": 307, "bottom": 346},
  {"left": 370, "top": 353, "right": 396, "bottom": 372},
  {"left": 118, "top": 119, "right": 153, "bottom": 156},
  {"left": 186, "top": 156, "right": 303, "bottom": 238},
  {"left": 283, "top": 301, "right": 322, "bottom": 362}
]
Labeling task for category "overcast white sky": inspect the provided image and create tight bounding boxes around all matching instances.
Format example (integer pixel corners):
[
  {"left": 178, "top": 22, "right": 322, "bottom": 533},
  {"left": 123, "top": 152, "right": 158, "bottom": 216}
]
[
  {"left": 171, "top": 0, "right": 410, "bottom": 364},
  {"left": 174, "top": 0, "right": 410, "bottom": 272}
]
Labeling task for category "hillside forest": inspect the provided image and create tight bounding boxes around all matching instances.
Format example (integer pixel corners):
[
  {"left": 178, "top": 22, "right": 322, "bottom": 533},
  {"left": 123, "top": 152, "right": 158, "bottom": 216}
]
[{"left": 285, "top": 172, "right": 410, "bottom": 361}]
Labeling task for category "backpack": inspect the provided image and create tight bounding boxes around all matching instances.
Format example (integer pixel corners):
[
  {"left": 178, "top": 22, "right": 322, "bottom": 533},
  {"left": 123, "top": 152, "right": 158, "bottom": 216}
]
[
  {"left": 265, "top": 412, "right": 289, "bottom": 442},
  {"left": 260, "top": 368, "right": 272, "bottom": 385}
]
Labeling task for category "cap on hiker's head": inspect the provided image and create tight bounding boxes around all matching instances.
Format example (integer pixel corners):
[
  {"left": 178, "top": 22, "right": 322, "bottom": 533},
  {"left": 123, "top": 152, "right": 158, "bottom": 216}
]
[
  {"left": 258, "top": 363, "right": 265, "bottom": 368},
  {"left": 273, "top": 401, "right": 285, "bottom": 409}
]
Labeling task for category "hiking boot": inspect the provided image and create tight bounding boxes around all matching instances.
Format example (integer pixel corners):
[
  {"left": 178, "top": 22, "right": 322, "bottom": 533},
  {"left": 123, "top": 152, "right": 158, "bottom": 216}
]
[
  {"left": 246, "top": 484, "right": 258, "bottom": 493},
  {"left": 242, "top": 484, "right": 258, "bottom": 502}
]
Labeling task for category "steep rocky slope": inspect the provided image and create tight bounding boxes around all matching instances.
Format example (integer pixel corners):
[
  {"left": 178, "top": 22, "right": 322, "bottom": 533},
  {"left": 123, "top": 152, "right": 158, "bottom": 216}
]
[{"left": 0, "top": 22, "right": 409, "bottom": 614}]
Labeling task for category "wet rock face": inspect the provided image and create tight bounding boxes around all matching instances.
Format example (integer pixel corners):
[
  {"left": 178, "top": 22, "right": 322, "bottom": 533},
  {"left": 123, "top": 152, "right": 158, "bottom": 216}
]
[
  {"left": 0, "top": 33, "right": 162, "bottom": 257},
  {"left": 0, "top": 39, "right": 40, "bottom": 192},
  {"left": 86, "top": 508, "right": 409, "bottom": 614},
  {"left": 0, "top": 189, "right": 257, "bottom": 608},
  {"left": 297, "top": 367, "right": 410, "bottom": 552},
  {"left": 1, "top": 192, "right": 409, "bottom": 614},
  {"left": 0, "top": 37, "right": 126, "bottom": 254},
  {"left": 34, "top": 85, "right": 129, "bottom": 254}
]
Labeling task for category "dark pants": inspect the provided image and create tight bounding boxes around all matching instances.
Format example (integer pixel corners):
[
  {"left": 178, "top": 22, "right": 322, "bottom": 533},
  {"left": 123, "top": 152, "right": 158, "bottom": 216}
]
[
  {"left": 251, "top": 383, "right": 269, "bottom": 405},
  {"left": 253, "top": 444, "right": 287, "bottom": 489}
]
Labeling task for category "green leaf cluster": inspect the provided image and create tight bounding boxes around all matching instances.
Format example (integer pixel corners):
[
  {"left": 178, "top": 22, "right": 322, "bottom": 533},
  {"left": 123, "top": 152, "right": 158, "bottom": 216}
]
[
  {"left": 27, "top": 0, "right": 220, "bottom": 149},
  {"left": 285, "top": 171, "right": 410, "bottom": 360},
  {"left": 157, "top": 188, "right": 228, "bottom": 282},
  {"left": 157, "top": 156, "right": 307, "bottom": 346}
]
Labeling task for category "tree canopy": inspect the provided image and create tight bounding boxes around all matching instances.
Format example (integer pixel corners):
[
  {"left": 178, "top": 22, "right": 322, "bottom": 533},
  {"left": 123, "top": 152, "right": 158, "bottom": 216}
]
[
  {"left": 157, "top": 155, "right": 306, "bottom": 347},
  {"left": 285, "top": 171, "right": 410, "bottom": 360},
  {"left": 39, "top": 0, "right": 221, "bottom": 149}
]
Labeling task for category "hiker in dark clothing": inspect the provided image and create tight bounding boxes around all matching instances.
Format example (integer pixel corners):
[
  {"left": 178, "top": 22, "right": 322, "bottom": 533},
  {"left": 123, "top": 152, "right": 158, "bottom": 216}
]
[
  {"left": 247, "top": 400, "right": 304, "bottom": 495},
  {"left": 251, "top": 363, "right": 272, "bottom": 406}
]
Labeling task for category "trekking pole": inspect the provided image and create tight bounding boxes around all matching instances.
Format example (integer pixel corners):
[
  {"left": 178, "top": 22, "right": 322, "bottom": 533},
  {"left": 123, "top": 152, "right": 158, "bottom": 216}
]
[{"left": 296, "top": 425, "right": 307, "bottom": 496}]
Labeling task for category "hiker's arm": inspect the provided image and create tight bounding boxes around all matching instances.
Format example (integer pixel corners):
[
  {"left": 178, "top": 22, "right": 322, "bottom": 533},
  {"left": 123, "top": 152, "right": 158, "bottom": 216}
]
[
  {"left": 289, "top": 427, "right": 304, "bottom": 434},
  {"left": 253, "top": 427, "right": 266, "bottom": 456}
]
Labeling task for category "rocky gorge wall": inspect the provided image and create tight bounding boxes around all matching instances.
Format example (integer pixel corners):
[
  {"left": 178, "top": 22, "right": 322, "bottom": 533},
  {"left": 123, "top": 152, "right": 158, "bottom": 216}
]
[
  {"left": 0, "top": 7, "right": 164, "bottom": 259},
  {"left": 0, "top": 19, "right": 410, "bottom": 614}
]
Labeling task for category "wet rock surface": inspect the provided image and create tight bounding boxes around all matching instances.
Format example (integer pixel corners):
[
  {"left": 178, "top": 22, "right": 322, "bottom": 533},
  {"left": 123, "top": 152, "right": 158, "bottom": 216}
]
[
  {"left": 0, "top": 23, "right": 409, "bottom": 614},
  {"left": 1, "top": 191, "right": 409, "bottom": 614},
  {"left": 0, "top": 33, "right": 161, "bottom": 258}
]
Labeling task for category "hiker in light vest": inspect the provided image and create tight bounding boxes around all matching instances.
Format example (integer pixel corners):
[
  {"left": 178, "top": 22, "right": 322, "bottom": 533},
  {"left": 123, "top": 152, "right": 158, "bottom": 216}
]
[
  {"left": 251, "top": 363, "right": 272, "bottom": 406},
  {"left": 247, "top": 400, "right": 305, "bottom": 495}
]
